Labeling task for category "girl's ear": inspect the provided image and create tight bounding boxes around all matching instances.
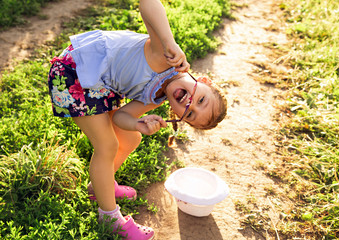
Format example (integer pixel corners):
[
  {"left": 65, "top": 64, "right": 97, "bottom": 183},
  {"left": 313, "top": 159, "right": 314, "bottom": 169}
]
[{"left": 197, "top": 76, "right": 212, "bottom": 85}]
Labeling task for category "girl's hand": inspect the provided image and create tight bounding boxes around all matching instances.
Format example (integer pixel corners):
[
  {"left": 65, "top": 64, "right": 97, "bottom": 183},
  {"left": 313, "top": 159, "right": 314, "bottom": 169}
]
[
  {"left": 136, "top": 115, "right": 167, "bottom": 135},
  {"left": 164, "top": 42, "right": 190, "bottom": 72}
]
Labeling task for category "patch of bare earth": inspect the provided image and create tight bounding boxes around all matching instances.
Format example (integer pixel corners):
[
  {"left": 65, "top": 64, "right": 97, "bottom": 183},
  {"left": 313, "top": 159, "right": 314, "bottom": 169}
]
[
  {"left": 136, "top": 0, "right": 292, "bottom": 239},
  {"left": 0, "top": 0, "right": 91, "bottom": 73}
]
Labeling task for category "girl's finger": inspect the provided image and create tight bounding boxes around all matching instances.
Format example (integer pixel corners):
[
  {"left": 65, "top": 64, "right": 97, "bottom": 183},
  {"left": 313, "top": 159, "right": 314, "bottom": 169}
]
[
  {"left": 165, "top": 57, "right": 180, "bottom": 66},
  {"left": 150, "top": 115, "right": 167, "bottom": 127},
  {"left": 155, "top": 117, "right": 167, "bottom": 128},
  {"left": 147, "top": 120, "right": 160, "bottom": 133},
  {"left": 167, "top": 59, "right": 185, "bottom": 69},
  {"left": 159, "top": 119, "right": 167, "bottom": 128},
  {"left": 165, "top": 55, "right": 180, "bottom": 62},
  {"left": 175, "top": 61, "right": 190, "bottom": 72},
  {"left": 164, "top": 54, "right": 174, "bottom": 59}
]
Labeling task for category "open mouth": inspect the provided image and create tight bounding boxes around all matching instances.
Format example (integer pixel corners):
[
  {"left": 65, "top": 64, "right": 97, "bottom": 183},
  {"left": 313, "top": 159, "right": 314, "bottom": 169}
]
[{"left": 173, "top": 88, "right": 188, "bottom": 103}]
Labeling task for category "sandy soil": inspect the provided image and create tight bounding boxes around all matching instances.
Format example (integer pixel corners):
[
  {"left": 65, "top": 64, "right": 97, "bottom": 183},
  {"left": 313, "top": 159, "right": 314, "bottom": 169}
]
[{"left": 0, "top": 0, "right": 290, "bottom": 239}]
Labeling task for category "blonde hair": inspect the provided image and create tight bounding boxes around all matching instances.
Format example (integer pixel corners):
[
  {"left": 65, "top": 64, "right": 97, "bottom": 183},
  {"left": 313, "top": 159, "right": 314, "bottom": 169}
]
[{"left": 188, "top": 81, "right": 227, "bottom": 130}]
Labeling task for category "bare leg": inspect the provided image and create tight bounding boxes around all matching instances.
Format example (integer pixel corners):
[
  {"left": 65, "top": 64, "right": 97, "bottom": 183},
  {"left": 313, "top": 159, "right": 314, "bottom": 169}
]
[
  {"left": 73, "top": 113, "right": 117, "bottom": 211},
  {"left": 74, "top": 112, "right": 154, "bottom": 239},
  {"left": 108, "top": 110, "right": 142, "bottom": 173}
]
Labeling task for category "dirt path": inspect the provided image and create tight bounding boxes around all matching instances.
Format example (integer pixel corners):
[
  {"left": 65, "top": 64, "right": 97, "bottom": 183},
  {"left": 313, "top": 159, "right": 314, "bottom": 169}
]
[
  {"left": 136, "top": 0, "right": 290, "bottom": 239},
  {"left": 0, "top": 0, "right": 91, "bottom": 73},
  {"left": 0, "top": 0, "right": 290, "bottom": 239}
]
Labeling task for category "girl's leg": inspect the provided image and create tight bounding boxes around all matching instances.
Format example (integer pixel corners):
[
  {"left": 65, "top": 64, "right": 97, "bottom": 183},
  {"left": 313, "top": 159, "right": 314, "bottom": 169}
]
[
  {"left": 87, "top": 110, "right": 142, "bottom": 200},
  {"left": 108, "top": 110, "right": 142, "bottom": 173},
  {"left": 73, "top": 113, "right": 118, "bottom": 211},
  {"left": 74, "top": 112, "right": 155, "bottom": 239}
]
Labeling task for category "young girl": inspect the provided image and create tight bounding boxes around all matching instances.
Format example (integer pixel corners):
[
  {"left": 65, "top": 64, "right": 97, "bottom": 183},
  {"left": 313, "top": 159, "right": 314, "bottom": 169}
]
[{"left": 48, "top": 0, "right": 226, "bottom": 239}]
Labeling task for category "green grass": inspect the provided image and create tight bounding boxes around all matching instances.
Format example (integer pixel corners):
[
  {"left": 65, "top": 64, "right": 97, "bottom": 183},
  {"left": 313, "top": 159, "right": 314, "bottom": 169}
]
[
  {"left": 0, "top": 0, "right": 230, "bottom": 238},
  {"left": 0, "top": 139, "right": 84, "bottom": 202},
  {"left": 271, "top": 0, "right": 339, "bottom": 238},
  {"left": 0, "top": 0, "right": 57, "bottom": 29},
  {"left": 0, "top": 139, "right": 109, "bottom": 239}
]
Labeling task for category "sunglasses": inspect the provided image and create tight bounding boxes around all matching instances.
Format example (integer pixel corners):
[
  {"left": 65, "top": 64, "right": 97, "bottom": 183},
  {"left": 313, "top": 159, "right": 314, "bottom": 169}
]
[{"left": 138, "top": 72, "right": 198, "bottom": 123}]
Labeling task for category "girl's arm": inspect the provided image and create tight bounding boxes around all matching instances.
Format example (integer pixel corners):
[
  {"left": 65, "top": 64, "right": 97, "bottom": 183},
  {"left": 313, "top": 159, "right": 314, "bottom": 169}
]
[
  {"left": 112, "top": 100, "right": 167, "bottom": 135},
  {"left": 139, "top": 0, "right": 189, "bottom": 72}
]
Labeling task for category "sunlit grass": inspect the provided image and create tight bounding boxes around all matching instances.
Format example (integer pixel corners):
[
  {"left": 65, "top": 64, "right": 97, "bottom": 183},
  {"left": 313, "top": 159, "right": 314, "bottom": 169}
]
[
  {"left": 274, "top": 0, "right": 339, "bottom": 238},
  {"left": 0, "top": 139, "right": 85, "bottom": 203}
]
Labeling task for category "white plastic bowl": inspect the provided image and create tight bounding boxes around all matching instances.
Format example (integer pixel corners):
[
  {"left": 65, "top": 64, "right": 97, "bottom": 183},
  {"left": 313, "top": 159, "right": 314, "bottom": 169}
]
[{"left": 165, "top": 167, "right": 230, "bottom": 217}]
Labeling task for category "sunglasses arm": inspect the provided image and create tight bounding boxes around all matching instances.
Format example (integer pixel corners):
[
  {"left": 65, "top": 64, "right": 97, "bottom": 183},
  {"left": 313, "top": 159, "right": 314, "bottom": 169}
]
[{"left": 138, "top": 119, "right": 181, "bottom": 123}]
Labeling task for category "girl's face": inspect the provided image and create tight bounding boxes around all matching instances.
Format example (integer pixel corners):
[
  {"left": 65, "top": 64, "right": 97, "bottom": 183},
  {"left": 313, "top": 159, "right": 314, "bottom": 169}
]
[{"left": 165, "top": 74, "right": 218, "bottom": 128}]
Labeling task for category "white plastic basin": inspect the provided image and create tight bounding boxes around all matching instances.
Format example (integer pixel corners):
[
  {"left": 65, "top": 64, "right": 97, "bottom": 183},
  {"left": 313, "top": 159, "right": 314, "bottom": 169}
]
[{"left": 165, "top": 167, "right": 230, "bottom": 217}]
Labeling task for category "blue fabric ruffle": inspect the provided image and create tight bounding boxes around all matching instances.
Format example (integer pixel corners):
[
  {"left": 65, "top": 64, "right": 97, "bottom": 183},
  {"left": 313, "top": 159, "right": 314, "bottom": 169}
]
[{"left": 140, "top": 67, "right": 178, "bottom": 105}]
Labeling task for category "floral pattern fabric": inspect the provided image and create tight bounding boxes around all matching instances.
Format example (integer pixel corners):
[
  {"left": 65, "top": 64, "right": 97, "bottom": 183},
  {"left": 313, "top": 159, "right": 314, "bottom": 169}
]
[{"left": 48, "top": 45, "right": 122, "bottom": 118}]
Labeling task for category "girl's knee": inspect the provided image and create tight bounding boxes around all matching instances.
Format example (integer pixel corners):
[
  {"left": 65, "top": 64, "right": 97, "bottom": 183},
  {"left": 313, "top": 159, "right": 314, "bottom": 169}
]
[
  {"left": 94, "top": 136, "right": 119, "bottom": 159},
  {"left": 134, "top": 131, "right": 142, "bottom": 146},
  {"left": 129, "top": 131, "right": 142, "bottom": 150},
  {"left": 118, "top": 131, "right": 141, "bottom": 153}
]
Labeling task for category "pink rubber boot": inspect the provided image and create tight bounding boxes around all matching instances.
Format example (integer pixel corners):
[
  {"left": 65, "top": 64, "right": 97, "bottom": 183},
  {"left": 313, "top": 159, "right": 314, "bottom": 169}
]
[
  {"left": 119, "top": 216, "right": 155, "bottom": 240},
  {"left": 114, "top": 181, "right": 137, "bottom": 200},
  {"left": 98, "top": 206, "right": 155, "bottom": 240},
  {"left": 88, "top": 181, "right": 137, "bottom": 201}
]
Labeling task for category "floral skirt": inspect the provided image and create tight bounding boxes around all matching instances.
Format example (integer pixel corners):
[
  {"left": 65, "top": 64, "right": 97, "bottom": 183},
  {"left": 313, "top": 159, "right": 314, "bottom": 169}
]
[{"left": 47, "top": 45, "right": 122, "bottom": 118}]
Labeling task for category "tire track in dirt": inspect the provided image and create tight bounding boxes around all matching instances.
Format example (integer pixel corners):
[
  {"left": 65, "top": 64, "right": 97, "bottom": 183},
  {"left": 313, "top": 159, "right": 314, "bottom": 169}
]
[{"left": 136, "top": 0, "right": 291, "bottom": 239}]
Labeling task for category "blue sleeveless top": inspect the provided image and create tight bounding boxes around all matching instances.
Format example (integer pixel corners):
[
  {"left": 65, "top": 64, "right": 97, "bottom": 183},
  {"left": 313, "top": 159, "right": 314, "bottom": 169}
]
[{"left": 69, "top": 30, "right": 178, "bottom": 105}]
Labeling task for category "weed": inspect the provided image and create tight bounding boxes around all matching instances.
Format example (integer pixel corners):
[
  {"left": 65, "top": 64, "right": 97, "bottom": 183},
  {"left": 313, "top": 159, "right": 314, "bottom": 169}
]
[
  {"left": 147, "top": 203, "right": 159, "bottom": 214},
  {"left": 0, "top": 139, "right": 85, "bottom": 203},
  {"left": 221, "top": 138, "right": 233, "bottom": 146},
  {"left": 264, "top": 185, "right": 277, "bottom": 195},
  {"left": 173, "top": 159, "right": 186, "bottom": 169},
  {"left": 223, "top": 79, "right": 241, "bottom": 87},
  {"left": 172, "top": 129, "right": 191, "bottom": 143}
]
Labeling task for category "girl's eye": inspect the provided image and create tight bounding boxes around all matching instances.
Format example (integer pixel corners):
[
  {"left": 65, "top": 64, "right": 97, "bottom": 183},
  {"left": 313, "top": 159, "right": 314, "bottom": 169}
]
[
  {"left": 187, "top": 111, "right": 193, "bottom": 118},
  {"left": 199, "top": 97, "right": 205, "bottom": 104}
]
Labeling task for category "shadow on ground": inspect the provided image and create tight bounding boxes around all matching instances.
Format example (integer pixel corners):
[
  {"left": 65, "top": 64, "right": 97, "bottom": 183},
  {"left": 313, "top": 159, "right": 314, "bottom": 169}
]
[{"left": 178, "top": 210, "right": 223, "bottom": 240}]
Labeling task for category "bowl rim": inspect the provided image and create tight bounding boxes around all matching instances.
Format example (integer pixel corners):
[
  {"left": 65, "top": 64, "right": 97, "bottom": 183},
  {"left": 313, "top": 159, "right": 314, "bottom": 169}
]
[{"left": 164, "top": 167, "right": 230, "bottom": 205}]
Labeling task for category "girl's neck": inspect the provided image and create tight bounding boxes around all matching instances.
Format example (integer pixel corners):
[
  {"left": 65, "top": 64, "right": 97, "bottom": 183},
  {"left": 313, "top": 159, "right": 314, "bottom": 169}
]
[
  {"left": 155, "top": 82, "right": 167, "bottom": 99},
  {"left": 155, "top": 73, "right": 183, "bottom": 99},
  {"left": 155, "top": 77, "right": 175, "bottom": 99}
]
